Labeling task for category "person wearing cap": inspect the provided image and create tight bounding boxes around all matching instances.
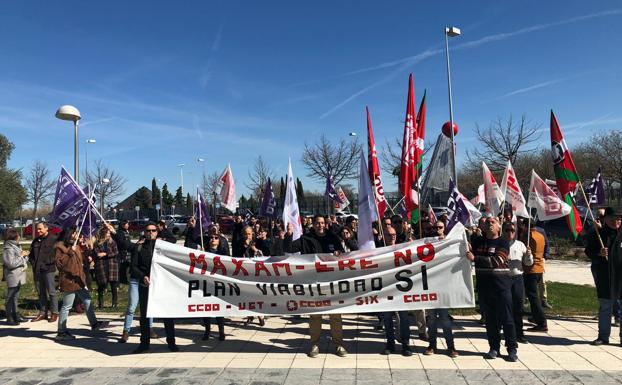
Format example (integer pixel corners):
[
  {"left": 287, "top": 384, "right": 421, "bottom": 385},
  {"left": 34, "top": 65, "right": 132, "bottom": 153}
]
[{"left": 585, "top": 207, "right": 622, "bottom": 345}]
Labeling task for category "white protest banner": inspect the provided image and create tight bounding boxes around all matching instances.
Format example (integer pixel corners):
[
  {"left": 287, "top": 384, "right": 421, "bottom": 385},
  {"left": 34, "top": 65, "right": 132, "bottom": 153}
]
[{"left": 147, "top": 223, "right": 474, "bottom": 318}]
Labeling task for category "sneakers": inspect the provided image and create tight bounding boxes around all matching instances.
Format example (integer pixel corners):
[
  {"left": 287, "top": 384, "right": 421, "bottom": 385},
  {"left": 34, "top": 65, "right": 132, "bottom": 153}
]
[
  {"left": 485, "top": 349, "right": 499, "bottom": 359},
  {"left": 507, "top": 349, "right": 518, "bottom": 362},
  {"left": 91, "top": 321, "right": 110, "bottom": 331},
  {"left": 335, "top": 345, "right": 348, "bottom": 357},
  {"left": 381, "top": 344, "right": 395, "bottom": 355},
  {"left": 55, "top": 332, "right": 76, "bottom": 342},
  {"left": 168, "top": 343, "right": 180, "bottom": 352},
  {"left": 527, "top": 325, "right": 548, "bottom": 332},
  {"left": 423, "top": 346, "right": 435, "bottom": 356},
  {"left": 308, "top": 345, "right": 320, "bottom": 358},
  {"left": 591, "top": 338, "right": 609, "bottom": 346}
]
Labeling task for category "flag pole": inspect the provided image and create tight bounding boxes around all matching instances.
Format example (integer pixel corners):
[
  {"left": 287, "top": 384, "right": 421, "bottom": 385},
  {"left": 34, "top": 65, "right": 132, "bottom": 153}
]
[
  {"left": 197, "top": 186, "right": 204, "bottom": 251},
  {"left": 417, "top": 178, "right": 422, "bottom": 239},
  {"left": 74, "top": 187, "right": 96, "bottom": 248},
  {"left": 578, "top": 180, "right": 605, "bottom": 253},
  {"left": 391, "top": 196, "right": 405, "bottom": 214}
]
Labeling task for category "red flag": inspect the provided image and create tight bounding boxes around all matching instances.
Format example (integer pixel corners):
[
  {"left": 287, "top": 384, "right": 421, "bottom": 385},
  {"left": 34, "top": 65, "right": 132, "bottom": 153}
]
[
  {"left": 415, "top": 90, "right": 426, "bottom": 175},
  {"left": 399, "top": 74, "right": 417, "bottom": 218},
  {"left": 366, "top": 106, "right": 387, "bottom": 219},
  {"left": 550, "top": 110, "right": 582, "bottom": 238}
]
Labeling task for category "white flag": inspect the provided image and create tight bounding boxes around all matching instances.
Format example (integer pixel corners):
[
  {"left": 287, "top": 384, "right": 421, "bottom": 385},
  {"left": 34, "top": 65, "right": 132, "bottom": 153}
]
[
  {"left": 470, "top": 184, "right": 485, "bottom": 205},
  {"left": 357, "top": 154, "right": 377, "bottom": 251},
  {"left": 460, "top": 193, "right": 482, "bottom": 226},
  {"left": 500, "top": 160, "right": 529, "bottom": 218},
  {"left": 482, "top": 162, "right": 503, "bottom": 216},
  {"left": 216, "top": 164, "right": 237, "bottom": 212},
  {"left": 283, "top": 158, "right": 303, "bottom": 241},
  {"left": 528, "top": 170, "right": 571, "bottom": 221}
]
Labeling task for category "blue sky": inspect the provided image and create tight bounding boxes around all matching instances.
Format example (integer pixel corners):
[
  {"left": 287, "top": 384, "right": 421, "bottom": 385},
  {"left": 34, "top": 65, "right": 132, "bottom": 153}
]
[{"left": 1, "top": 1, "right": 621, "bottom": 204}]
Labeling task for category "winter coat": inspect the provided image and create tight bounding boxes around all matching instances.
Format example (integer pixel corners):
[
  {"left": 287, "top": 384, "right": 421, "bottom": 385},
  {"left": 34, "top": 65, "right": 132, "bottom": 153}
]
[
  {"left": 609, "top": 229, "right": 622, "bottom": 300},
  {"left": 29, "top": 234, "right": 57, "bottom": 274},
  {"left": 94, "top": 238, "right": 119, "bottom": 285},
  {"left": 3, "top": 240, "right": 27, "bottom": 287},
  {"left": 55, "top": 242, "right": 87, "bottom": 293},
  {"left": 113, "top": 229, "right": 134, "bottom": 263}
]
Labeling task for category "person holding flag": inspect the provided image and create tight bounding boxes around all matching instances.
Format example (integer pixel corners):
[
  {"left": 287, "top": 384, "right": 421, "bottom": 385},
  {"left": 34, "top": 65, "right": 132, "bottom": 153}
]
[{"left": 585, "top": 207, "right": 622, "bottom": 346}]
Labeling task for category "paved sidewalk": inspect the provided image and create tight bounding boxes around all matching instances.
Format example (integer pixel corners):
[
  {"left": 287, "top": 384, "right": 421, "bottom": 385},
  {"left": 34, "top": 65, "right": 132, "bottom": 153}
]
[
  {"left": 2, "top": 314, "right": 622, "bottom": 384},
  {"left": 545, "top": 260, "right": 593, "bottom": 287}
]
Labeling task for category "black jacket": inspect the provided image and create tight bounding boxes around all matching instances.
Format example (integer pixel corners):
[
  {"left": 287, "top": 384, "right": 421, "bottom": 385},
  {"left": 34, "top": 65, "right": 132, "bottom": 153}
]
[
  {"left": 283, "top": 234, "right": 322, "bottom": 254},
  {"left": 130, "top": 239, "right": 156, "bottom": 281},
  {"left": 29, "top": 234, "right": 58, "bottom": 274},
  {"left": 585, "top": 225, "right": 619, "bottom": 299},
  {"left": 157, "top": 228, "right": 177, "bottom": 244},
  {"left": 114, "top": 229, "right": 134, "bottom": 262}
]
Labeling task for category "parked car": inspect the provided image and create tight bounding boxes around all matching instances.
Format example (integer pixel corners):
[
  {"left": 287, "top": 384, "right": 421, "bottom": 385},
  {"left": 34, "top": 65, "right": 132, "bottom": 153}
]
[
  {"left": 169, "top": 217, "right": 189, "bottom": 235},
  {"left": 23, "top": 223, "right": 62, "bottom": 236},
  {"left": 217, "top": 215, "right": 234, "bottom": 234},
  {"left": 129, "top": 219, "right": 150, "bottom": 233}
]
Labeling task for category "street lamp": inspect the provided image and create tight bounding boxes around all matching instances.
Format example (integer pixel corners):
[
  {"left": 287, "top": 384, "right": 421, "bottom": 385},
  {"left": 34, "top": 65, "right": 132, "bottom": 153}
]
[
  {"left": 348, "top": 132, "right": 357, "bottom": 137},
  {"left": 157, "top": 178, "right": 165, "bottom": 220},
  {"left": 197, "top": 157, "right": 205, "bottom": 194},
  {"left": 178, "top": 163, "right": 185, "bottom": 194},
  {"left": 99, "top": 178, "right": 110, "bottom": 216},
  {"left": 444, "top": 26, "right": 460, "bottom": 187},
  {"left": 85, "top": 139, "right": 96, "bottom": 183},
  {"left": 55, "top": 105, "right": 82, "bottom": 183}
]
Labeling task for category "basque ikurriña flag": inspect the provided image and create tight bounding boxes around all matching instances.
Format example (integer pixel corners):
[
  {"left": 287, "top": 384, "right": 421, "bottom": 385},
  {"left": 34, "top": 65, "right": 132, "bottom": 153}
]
[
  {"left": 366, "top": 106, "right": 387, "bottom": 219},
  {"left": 550, "top": 110, "right": 583, "bottom": 238}
]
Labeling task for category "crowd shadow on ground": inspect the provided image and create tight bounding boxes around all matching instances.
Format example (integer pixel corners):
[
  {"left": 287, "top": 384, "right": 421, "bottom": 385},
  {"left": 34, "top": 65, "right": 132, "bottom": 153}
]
[{"left": 0, "top": 314, "right": 594, "bottom": 358}]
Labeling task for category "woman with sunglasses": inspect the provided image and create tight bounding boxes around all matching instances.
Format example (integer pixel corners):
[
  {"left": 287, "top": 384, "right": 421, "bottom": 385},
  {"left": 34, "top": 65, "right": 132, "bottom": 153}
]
[
  {"left": 339, "top": 226, "right": 358, "bottom": 252},
  {"left": 202, "top": 227, "right": 229, "bottom": 340},
  {"left": 503, "top": 221, "right": 532, "bottom": 344}
]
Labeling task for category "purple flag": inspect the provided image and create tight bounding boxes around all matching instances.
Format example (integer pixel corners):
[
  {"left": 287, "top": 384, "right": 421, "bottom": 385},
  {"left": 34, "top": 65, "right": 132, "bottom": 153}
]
[
  {"left": 193, "top": 189, "right": 212, "bottom": 238},
  {"left": 260, "top": 178, "right": 278, "bottom": 219},
  {"left": 446, "top": 179, "right": 470, "bottom": 234},
  {"left": 81, "top": 186, "right": 99, "bottom": 237},
  {"left": 49, "top": 167, "right": 92, "bottom": 232},
  {"left": 586, "top": 167, "right": 605, "bottom": 205},
  {"left": 325, "top": 173, "right": 343, "bottom": 203}
]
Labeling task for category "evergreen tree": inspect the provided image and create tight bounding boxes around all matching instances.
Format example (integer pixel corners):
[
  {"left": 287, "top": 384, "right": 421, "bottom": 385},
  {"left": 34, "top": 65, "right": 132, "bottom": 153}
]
[
  {"left": 296, "top": 177, "right": 306, "bottom": 207},
  {"left": 162, "top": 183, "right": 174, "bottom": 207},
  {"left": 174, "top": 187, "right": 184, "bottom": 206},
  {"left": 279, "top": 176, "right": 286, "bottom": 201},
  {"left": 185, "top": 193, "right": 193, "bottom": 211},
  {"left": 0, "top": 134, "right": 27, "bottom": 220},
  {"left": 151, "top": 178, "right": 161, "bottom": 207}
]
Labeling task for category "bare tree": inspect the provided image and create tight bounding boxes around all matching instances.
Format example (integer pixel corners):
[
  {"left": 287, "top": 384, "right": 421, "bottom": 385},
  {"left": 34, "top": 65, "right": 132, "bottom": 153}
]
[
  {"left": 25, "top": 160, "right": 55, "bottom": 222},
  {"left": 245, "top": 155, "right": 275, "bottom": 198},
  {"left": 381, "top": 137, "right": 403, "bottom": 178},
  {"left": 84, "top": 160, "right": 127, "bottom": 215},
  {"left": 301, "top": 134, "right": 362, "bottom": 186},
  {"left": 582, "top": 130, "right": 622, "bottom": 204},
  {"left": 202, "top": 171, "right": 221, "bottom": 206},
  {"left": 466, "top": 114, "right": 541, "bottom": 172}
]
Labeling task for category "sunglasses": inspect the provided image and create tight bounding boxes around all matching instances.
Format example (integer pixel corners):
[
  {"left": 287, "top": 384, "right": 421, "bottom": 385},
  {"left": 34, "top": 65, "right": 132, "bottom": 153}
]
[
  {"left": 209, "top": 236, "right": 220, "bottom": 240},
  {"left": 434, "top": 226, "right": 444, "bottom": 229},
  {"left": 145, "top": 229, "right": 157, "bottom": 233}
]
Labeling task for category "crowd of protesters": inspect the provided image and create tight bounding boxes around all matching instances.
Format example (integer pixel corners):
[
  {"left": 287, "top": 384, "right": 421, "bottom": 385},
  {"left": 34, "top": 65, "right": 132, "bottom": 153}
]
[{"left": 2, "top": 206, "right": 621, "bottom": 361}]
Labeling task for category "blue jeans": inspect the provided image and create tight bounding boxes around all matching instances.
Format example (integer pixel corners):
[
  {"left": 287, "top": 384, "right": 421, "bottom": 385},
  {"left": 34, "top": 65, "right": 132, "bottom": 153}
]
[
  {"left": 598, "top": 298, "right": 622, "bottom": 341},
  {"left": 427, "top": 309, "right": 455, "bottom": 350},
  {"left": 383, "top": 311, "right": 411, "bottom": 348},
  {"left": 58, "top": 289, "right": 97, "bottom": 334},
  {"left": 123, "top": 278, "right": 153, "bottom": 332}
]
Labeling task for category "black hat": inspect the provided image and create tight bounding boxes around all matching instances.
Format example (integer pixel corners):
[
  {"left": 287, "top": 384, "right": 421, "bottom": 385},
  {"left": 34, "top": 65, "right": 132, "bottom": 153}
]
[{"left": 604, "top": 207, "right": 622, "bottom": 217}]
